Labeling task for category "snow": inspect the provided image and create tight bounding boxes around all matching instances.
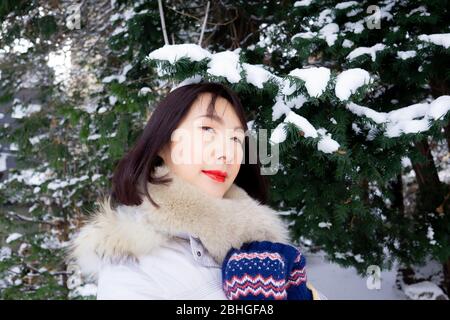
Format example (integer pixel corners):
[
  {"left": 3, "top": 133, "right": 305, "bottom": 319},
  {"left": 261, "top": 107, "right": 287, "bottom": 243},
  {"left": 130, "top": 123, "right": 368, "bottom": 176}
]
[
  {"left": 29, "top": 133, "right": 48, "bottom": 145},
  {"left": 78, "top": 101, "right": 97, "bottom": 114},
  {"left": 39, "top": 233, "right": 70, "bottom": 250},
  {"left": 47, "top": 40, "right": 72, "bottom": 86},
  {"left": 0, "top": 152, "right": 9, "bottom": 172},
  {"left": 97, "top": 107, "right": 107, "bottom": 114},
  {"left": 389, "top": 102, "right": 430, "bottom": 122},
  {"left": 207, "top": 50, "right": 242, "bottom": 83},
  {"left": 319, "top": 23, "right": 339, "bottom": 46},
  {"left": 47, "top": 180, "right": 69, "bottom": 190},
  {"left": 138, "top": 87, "right": 151, "bottom": 96},
  {"left": 147, "top": 44, "right": 212, "bottom": 63},
  {"left": 111, "top": 25, "right": 127, "bottom": 36},
  {"left": 403, "top": 281, "right": 446, "bottom": 300},
  {"left": 271, "top": 91, "right": 309, "bottom": 121},
  {"left": 292, "top": 24, "right": 339, "bottom": 46},
  {"left": 427, "top": 95, "right": 450, "bottom": 120},
  {"left": 271, "top": 111, "right": 318, "bottom": 143},
  {"left": 47, "top": 175, "right": 90, "bottom": 190},
  {"left": 122, "top": 7, "right": 136, "bottom": 20},
  {"left": 387, "top": 119, "right": 431, "bottom": 137},
  {"left": 11, "top": 38, "right": 33, "bottom": 54},
  {"left": 0, "top": 247, "right": 12, "bottom": 262},
  {"left": 343, "top": 21, "right": 365, "bottom": 34},
  {"left": 347, "top": 43, "right": 386, "bottom": 61},
  {"left": 10, "top": 168, "right": 54, "bottom": 186},
  {"left": 11, "top": 102, "right": 42, "bottom": 119},
  {"left": 294, "top": 0, "right": 313, "bottom": 7},
  {"left": 342, "top": 39, "right": 354, "bottom": 48},
  {"left": 110, "top": 13, "right": 121, "bottom": 22},
  {"left": 242, "top": 63, "right": 273, "bottom": 89},
  {"left": 401, "top": 157, "right": 412, "bottom": 167},
  {"left": 289, "top": 67, "right": 331, "bottom": 98},
  {"left": 280, "top": 78, "right": 297, "bottom": 96},
  {"left": 287, "top": 94, "right": 308, "bottom": 110},
  {"left": 335, "top": 68, "right": 372, "bottom": 101},
  {"left": 109, "top": 96, "right": 117, "bottom": 105},
  {"left": 292, "top": 31, "right": 316, "bottom": 40},
  {"left": 102, "top": 63, "right": 132, "bottom": 84},
  {"left": 307, "top": 251, "right": 405, "bottom": 300},
  {"left": 316, "top": 9, "right": 334, "bottom": 27},
  {"left": 272, "top": 96, "right": 292, "bottom": 121},
  {"left": 91, "top": 174, "right": 102, "bottom": 182},
  {"left": 317, "top": 130, "right": 340, "bottom": 153},
  {"left": 335, "top": 1, "right": 358, "bottom": 10},
  {"left": 318, "top": 222, "right": 332, "bottom": 229},
  {"left": 270, "top": 111, "right": 340, "bottom": 153},
  {"left": 406, "top": 6, "right": 430, "bottom": 17},
  {"left": 426, "top": 225, "right": 436, "bottom": 245},
  {"left": 346, "top": 96, "right": 450, "bottom": 138},
  {"left": 347, "top": 101, "right": 387, "bottom": 124},
  {"left": 270, "top": 123, "right": 288, "bottom": 144},
  {"left": 6, "top": 233, "right": 23, "bottom": 244},
  {"left": 87, "top": 134, "right": 101, "bottom": 140},
  {"left": 418, "top": 33, "right": 450, "bottom": 49},
  {"left": 397, "top": 50, "right": 417, "bottom": 60},
  {"left": 284, "top": 111, "right": 318, "bottom": 138},
  {"left": 70, "top": 283, "right": 98, "bottom": 297}
]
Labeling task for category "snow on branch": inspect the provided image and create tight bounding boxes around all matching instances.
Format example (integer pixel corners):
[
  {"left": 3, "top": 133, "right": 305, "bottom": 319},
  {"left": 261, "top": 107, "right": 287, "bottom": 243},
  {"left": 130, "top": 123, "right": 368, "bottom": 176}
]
[
  {"left": 347, "top": 96, "right": 450, "bottom": 138},
  {"left": 146, "top": 43, "right": 450, "bottom": 154}
]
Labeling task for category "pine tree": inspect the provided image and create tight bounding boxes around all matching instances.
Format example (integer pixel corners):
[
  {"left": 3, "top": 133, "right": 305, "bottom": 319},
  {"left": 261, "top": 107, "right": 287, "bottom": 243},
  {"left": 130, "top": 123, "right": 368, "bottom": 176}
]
[
  {"left": 145, "top": 0, "right": 450, "bottom": 294},
  {"left": 0, "top": 0, "right": 165, "bottom": 298},
  {"left": 1, "top": 0, "right": 449, "bottom": 299}
]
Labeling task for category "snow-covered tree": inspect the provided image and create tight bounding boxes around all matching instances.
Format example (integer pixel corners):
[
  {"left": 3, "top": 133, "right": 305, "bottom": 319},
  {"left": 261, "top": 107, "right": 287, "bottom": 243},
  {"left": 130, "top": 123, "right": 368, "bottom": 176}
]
[
  {"left": 0, "top": 0, "right": 165, "bottom": 299},
  {"left": 1, "top": 0, "right": 449, "bottom": 299},
  {"left": 146, "top": 0, "right": 450, "bottom": 295}
]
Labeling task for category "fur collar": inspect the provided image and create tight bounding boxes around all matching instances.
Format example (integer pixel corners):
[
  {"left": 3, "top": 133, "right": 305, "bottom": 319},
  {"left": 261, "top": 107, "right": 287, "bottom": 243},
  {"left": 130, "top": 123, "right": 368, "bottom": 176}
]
[{"left": 65, "top": 164, "right": 290, "bottom": 279}]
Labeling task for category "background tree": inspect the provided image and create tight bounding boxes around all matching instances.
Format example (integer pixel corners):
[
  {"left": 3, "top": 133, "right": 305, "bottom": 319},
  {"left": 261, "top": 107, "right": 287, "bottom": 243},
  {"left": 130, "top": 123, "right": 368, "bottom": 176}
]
[{"left": 0, "top": 0, "right": 449, "bottom": 299}]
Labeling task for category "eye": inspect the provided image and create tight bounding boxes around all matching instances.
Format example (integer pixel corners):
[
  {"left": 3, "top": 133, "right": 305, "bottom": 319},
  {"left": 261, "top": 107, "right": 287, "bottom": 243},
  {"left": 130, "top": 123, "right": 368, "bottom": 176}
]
[
  {"left": 200, "top": 126, "right": 215, "bottom": 133},
  {"left": 232, "top": 136, "right": 243, "bottom": 144}
]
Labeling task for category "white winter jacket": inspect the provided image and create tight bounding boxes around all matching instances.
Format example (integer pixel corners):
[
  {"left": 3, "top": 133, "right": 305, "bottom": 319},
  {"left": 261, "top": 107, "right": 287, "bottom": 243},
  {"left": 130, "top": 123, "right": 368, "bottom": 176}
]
[
  {"left": 96, "top": 232, "right": 227, "bottom": 299},
  {"left": 66, "top": 164, "right": 322, "bottom": 300}
]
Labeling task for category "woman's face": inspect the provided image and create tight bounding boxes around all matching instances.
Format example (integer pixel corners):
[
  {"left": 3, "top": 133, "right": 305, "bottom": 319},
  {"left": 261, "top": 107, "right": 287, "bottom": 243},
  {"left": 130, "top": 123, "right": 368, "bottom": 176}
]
[{"left": 159, "top": 92, "right": 246, "bottom": 198}]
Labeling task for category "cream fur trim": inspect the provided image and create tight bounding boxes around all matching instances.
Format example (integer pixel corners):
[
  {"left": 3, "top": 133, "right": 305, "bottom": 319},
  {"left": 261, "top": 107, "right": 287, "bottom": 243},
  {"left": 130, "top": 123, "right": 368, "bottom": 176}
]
[{"left": 65, "top": 165, "right": 290, "bottom": 279}]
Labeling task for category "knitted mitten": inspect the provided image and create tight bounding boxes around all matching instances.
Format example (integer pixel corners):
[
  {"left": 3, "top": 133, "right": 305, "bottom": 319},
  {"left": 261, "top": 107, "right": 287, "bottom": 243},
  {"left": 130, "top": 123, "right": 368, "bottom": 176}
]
[
  {"left": 284, "top": 249, "right": 313, "bottom": 300},
  {"left": 221, "top": 241, "right": 302, "bottom": 300}
]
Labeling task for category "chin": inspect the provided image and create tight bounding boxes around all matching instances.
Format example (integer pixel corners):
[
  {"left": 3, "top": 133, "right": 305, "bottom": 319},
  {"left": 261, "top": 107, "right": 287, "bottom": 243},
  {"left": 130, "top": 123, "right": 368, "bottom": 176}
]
[{"left": 201, "top": 187, "right": 225, "bottom": 198}]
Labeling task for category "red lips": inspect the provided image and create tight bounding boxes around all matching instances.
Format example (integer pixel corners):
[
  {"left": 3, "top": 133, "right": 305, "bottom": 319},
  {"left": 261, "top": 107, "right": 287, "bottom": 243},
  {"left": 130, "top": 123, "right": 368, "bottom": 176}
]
[{"left": 201, "top": 170, "right": 227, "bottom": 183}]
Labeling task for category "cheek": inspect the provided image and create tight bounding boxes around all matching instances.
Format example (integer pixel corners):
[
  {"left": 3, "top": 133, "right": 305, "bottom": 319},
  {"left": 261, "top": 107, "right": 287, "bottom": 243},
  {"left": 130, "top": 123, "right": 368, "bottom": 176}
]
[
  {"left": 235, "top": 143, "right": 244, "bottom": 163},
  {"left": 229, "top": 155, "right": 242, "bottom": 179},
  {"left": 191, "top": 135, "right": 207, "bottom": 164},
  {"left": 170, "top": 140, "right": 189, "bottom": 164}
]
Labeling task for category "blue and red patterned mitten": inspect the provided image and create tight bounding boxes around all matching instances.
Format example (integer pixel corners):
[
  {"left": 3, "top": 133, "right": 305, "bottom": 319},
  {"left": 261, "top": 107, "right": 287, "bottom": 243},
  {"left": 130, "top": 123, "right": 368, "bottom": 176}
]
[{"left": 221, "top": 241, "right": 312, "bottom": 300}]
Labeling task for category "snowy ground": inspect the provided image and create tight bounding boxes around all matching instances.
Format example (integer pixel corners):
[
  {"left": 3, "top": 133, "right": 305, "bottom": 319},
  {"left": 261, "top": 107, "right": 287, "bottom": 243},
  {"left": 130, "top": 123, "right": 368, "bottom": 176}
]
[{"left": 306, "top": 251, "right": 406, "bottom": 300}]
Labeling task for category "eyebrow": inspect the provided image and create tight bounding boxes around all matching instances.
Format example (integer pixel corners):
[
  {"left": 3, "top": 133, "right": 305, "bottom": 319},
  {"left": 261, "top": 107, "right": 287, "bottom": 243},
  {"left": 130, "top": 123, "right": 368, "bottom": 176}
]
[{"left": 196, "top": 114, "right": 244, "bottom": 131}]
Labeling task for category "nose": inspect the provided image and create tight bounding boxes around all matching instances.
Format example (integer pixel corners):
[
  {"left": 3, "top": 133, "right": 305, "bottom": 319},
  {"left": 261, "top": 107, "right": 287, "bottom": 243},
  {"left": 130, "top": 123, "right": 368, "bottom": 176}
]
[
  {"left": 211, "top": 136, "right": 235, "bottom": 165},
  {"left": 215, "top": 144, "right": 230, "bottom": 164}
]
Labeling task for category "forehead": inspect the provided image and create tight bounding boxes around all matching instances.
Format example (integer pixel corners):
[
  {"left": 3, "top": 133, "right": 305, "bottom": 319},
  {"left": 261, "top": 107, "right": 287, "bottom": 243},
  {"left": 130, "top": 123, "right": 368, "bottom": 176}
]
[{"left": 189, "top": 92, "right": 242, "bottom": 126}]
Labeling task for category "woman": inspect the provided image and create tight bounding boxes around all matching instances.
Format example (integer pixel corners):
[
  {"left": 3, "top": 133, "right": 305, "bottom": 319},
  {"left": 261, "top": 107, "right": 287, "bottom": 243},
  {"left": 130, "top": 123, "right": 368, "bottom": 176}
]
[{"left": 65, "top": 82, "right": 323, "bottom": 300}]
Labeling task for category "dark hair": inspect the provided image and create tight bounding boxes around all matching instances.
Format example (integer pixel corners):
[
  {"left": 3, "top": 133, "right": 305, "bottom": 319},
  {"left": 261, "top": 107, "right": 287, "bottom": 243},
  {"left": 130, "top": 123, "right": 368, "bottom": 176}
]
[{"left": 111, "top": 82, "right": 269, "bottom": 208}]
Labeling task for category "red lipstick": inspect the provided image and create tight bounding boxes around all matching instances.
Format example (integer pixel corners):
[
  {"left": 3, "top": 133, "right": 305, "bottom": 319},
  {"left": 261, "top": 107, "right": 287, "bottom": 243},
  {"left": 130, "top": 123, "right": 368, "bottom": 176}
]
[{"left": 201, "top": 170, "right": 227, "bottom": 183}]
